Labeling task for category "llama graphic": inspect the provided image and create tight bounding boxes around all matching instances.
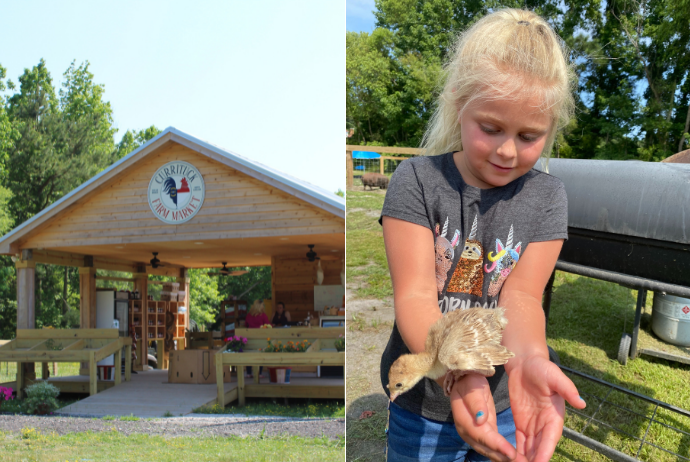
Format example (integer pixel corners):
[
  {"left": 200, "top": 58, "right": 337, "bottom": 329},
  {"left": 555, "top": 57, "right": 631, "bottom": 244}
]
[
  {"left": 485, "top": 225, "right": 522, "bottom": 297},
  {"left": 446, "top": 215, "right": 483, "bottom": 296},
  {"left": 434, "top": 217, "right": 461, "bottom": 294}
]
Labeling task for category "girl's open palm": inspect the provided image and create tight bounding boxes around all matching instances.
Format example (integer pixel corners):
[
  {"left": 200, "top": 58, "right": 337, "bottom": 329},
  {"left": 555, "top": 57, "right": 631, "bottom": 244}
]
[{"left": 508, "top": 355, "right": 586, "bottom": 462}]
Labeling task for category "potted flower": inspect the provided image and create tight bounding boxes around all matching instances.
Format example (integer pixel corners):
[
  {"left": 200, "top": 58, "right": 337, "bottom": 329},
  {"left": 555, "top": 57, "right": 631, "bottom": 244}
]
[
  {"left": 261, "top": 338, "right": 312, "bottom": 383},
  {"left": 223, "top": 335, "right": 248, "bottom": 353}
]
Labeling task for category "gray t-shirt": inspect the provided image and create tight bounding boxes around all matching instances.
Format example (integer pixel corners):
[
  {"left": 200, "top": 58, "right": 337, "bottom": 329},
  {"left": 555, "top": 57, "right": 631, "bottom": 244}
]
[{"left": 380, "top": 152, "right": 568, "bottom": 422}]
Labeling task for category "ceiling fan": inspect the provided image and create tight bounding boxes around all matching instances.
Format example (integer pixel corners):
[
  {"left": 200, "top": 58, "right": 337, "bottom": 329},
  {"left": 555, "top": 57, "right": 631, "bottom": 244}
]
[
  {"left": 207, "top": 262, "right": 248, "bottom": 277},
  {"left": 305, "top": 244, "right": 340, "bottom": 261},
  {"left": 150, "top": 252, "right": 165, "bottom": 269}
]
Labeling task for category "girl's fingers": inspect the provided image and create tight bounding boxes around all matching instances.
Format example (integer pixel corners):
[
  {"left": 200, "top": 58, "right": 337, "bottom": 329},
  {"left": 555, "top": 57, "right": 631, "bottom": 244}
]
[
  {"left": 547, "top": 365, "right": 586, "bottom": 410},
  {"left": 450, "top": 375, "right": 518, "bottom": 461},
  {"left": 455, "top": 373, "right": 491, "bottom": 425}
]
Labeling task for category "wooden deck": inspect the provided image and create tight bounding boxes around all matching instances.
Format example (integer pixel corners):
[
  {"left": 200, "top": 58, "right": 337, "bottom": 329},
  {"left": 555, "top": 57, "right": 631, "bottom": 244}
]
[
  {"left": 52, "top": 370, "right": 343, "bottom": 417},
  {"left": 55, "top": 370, "right": 235, "bottom": 417}
]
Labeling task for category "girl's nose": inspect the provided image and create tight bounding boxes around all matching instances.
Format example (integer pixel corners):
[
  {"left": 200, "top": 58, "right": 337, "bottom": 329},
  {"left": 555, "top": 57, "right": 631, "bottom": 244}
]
[{"left": 496, "top": 137, "right": 517, "bottom": 160}]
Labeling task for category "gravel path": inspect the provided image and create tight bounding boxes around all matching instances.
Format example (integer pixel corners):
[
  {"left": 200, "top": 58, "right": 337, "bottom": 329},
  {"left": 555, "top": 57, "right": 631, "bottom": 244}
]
[{"left": 0, "top": 413, "right": 344, "bottom": 440}]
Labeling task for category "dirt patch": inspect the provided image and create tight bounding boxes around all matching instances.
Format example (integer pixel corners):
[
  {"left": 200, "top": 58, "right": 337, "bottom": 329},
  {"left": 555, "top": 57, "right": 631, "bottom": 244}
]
[{"left": 346, "top": 285, "right": 394, "bottom": 461}]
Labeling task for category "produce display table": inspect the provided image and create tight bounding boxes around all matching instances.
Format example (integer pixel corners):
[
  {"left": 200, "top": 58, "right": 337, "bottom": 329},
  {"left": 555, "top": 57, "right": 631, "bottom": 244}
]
[
  {"left": 0, "top": 328, "right": 132, "bottom": 398},
  {"left": 216, "top": 327, "right": 344, "bottom": 407}
]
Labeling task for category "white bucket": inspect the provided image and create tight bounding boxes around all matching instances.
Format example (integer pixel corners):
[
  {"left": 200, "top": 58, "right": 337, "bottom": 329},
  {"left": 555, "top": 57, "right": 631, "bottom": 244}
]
[{"left": 276, "top": 369, "right": 286, "bottom": 383}]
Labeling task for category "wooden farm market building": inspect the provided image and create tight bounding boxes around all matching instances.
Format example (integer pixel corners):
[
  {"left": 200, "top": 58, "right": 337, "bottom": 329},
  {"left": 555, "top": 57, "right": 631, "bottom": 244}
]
[{"left": 0, "top": 127, "right": 344, "bottom": 385}]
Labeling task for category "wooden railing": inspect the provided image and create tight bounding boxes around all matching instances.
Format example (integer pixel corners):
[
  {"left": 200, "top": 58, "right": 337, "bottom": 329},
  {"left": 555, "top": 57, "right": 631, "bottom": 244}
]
[{"left": 346, "top": 145, "right": 424, "bottom": 187}]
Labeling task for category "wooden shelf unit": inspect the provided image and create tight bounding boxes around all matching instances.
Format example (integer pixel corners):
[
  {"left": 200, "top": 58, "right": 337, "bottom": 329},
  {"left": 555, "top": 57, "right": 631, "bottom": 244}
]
[
  {"left": 128, "top": 299, "right": 144, "bottom": 341},
  {"left": 147, "top": 300, "right": 167, "bottom": 340}
]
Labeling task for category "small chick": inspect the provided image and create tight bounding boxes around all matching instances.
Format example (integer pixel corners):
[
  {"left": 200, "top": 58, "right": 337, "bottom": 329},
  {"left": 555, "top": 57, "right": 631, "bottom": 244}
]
[{"left": 387, "top": 307, "right": 514, "bottom": 401}]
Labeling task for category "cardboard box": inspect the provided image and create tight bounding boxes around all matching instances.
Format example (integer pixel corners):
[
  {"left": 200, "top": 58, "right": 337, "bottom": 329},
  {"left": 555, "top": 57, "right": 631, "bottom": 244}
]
[{"left": 167, "top": 349, "right": 233, "bottom": 384}]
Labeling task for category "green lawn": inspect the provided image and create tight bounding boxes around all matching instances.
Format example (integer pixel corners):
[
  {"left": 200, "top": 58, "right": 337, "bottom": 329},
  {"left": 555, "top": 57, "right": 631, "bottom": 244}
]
[
  {"left": 193, "top": 398, "right": 345, "bottom": 418},
  {"left": 346, "top": 189, "right": 690, "bottom": 462},
  {"left": 0, "top": 429, "right": 344, "bottom": 461},
  {"left": 0, "top": 362, "right": 80, "bottom": 384}
]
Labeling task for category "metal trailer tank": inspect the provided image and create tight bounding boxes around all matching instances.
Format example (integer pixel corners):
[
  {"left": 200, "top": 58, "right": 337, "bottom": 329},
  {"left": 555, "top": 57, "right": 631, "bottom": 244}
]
[{"left": 535, "top": 158, "right": 690, "bottom": 363}]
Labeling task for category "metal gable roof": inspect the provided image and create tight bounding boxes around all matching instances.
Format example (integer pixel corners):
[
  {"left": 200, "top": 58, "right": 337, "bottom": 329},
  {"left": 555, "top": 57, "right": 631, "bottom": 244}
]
[{"left": 0, "top": 126, "right": 344, "bottom": 252}]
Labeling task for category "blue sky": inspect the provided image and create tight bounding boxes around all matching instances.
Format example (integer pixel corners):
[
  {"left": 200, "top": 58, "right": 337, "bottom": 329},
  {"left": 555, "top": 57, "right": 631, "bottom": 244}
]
[
  {"left": 347, "top": 0, "right": 377, "bottom": 32},
  {"left": 1, "top": 1, "right": 344, "bottom": 193}
]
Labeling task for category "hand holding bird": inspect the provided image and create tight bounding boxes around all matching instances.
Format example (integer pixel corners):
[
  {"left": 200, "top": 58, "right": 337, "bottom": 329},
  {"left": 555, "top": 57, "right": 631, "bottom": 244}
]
[{"left": 387, "top": 307, "right": 514, "bottom": 402}]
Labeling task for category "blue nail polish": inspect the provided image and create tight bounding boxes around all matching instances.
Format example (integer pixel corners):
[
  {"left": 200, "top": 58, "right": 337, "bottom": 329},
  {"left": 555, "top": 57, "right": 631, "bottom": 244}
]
[{"left": 476, "top": 411, "right": 484, "bottom": 419}]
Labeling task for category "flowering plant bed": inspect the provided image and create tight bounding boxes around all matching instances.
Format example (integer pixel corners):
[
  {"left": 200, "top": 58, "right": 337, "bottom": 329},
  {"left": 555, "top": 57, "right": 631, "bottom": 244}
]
[
  {"left": 215, "top": 327, "right": 345, "bottom": 407},
  {"left": 223, "top": 335, "right": 248, "bottom": 352},
  {"left": 262, "top": 339, "right": 311, "bottom": 353}
]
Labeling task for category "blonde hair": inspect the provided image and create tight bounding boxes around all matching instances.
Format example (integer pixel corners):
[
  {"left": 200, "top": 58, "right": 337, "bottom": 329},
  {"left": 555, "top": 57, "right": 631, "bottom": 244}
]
[
  {"left": 421, "top": 9, "right": 576, "bottom": 158},
  {"left": 249, "top": 299, "right": 265, "bottom": 316}
]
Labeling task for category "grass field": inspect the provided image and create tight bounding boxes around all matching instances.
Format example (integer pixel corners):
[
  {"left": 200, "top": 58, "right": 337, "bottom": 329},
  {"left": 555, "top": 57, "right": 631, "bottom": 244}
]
[
  {"left": 0, "top": 362, "right": 80, "bottom": 384},
  {"left": 0, "top": 429, "right": 344, "bottom": 461},
  {"left": 193, "top": 398, "right": 345, "bottom": 418},
  {"left": 346, "top": 189, "right": 690, "bottom": 462}
]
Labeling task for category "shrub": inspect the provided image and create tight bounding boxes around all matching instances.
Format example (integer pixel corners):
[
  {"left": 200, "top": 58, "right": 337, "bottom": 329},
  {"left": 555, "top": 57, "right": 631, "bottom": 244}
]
[
  {"left": 23, "top": 381, "right": 60, "bottom": 415},
  {"left": 334, "top": 334, "right": 345, "bottom": 352}
]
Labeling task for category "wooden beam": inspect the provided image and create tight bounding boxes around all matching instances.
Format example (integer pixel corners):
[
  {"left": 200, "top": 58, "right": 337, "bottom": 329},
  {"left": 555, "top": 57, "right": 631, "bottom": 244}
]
[
  {"left": 245, "top": 384, "right": 344, "bottom": 399},
  {"left": 16, "top": 328, "right": 119, "bottom": 339},
  {"left": 237, "top": 365, "right": 245, "bottom": 406},
  {"left": 89, "top": 350, "right": 97, "bottom": 396},
  {"left": 346, "top": 150, "right": 353, "bottom": 188},
  {"left": 216, "top": 353, "right": 225, "bottom": 406},
  {"left": 16, "top": 259, "right": 35, "bottom": 330},
  {"left": 114, "top": 348, "right": 121, "bottom": 386},
  {"left": 79, "top": 268, "right": 97, "bottom": 332},
  {"left": 94, "top": 276, "right": 136, "bottom": 283}
]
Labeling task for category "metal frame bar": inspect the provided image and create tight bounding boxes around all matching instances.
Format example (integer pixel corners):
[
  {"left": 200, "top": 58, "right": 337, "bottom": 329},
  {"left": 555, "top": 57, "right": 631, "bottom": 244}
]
[{"left": 560, "top": 365, "right": 690, "bottom": 461}]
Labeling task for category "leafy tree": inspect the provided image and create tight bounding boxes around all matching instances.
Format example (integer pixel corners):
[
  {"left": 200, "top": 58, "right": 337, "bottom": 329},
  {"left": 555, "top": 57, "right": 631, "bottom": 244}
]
[
  {"left": 217, "top": 266, "right": 272, "bottom": 305},
  {"left": 4, "top": 60, "right": 117, "bottom": 225},
  {"left": 116, "top": 125, "right": 161, "bottom": 159},
  {"left": 189, "top": 269, "right": 223, "bottom": 327},
  {"left": 347, "top": 0, "right": 690, "bottom": 160}
]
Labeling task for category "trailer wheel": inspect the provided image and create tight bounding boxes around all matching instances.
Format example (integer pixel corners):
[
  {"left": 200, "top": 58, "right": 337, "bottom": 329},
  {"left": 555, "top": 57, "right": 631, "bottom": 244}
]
[{"left": 618, "top": 333, "right": 632, "bottom": 366}]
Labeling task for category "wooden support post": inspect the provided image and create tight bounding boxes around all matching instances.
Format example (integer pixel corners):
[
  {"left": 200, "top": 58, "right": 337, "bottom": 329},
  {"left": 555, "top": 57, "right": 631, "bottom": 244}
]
[
  {"left": 16, "top": 253, "right": 36, "bottom": 384},
  {"left": 114, "top": 348, "right": 122, "bottom": 386},
  {"left": 346, "top": 150, "right": 353, "bottom": 188},
  {"left": 89, "top": 351, "right": 97, "bottom": 396},
  {"left": 380, "top": 157, "right": 384, "bottom": 174},
  {"left": 254, "top": 369, "right": 260, "bottom": 384},
  {"left": 216, "top": 356, "right": 224, "bottom": 407},
  {"left": 125, "top": 344, "right": 132, "bottom": 382},
  {"left": 237, "top": 365, "right": 245, "bottom": 406},
  {"left": 79, "top": 265, "right": 97, "bottom": 375},
  {"left": 41, "top": 362, "right": 49, "bottom": 379},
  {"left": 16, "top": 362, "right": 24, "bottom": 399}
]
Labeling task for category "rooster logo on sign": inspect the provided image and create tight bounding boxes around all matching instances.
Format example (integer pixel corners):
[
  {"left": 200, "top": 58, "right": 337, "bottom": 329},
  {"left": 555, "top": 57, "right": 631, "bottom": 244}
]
[{"left": 162, "top": 177, "right": 178, "bottom": 207}]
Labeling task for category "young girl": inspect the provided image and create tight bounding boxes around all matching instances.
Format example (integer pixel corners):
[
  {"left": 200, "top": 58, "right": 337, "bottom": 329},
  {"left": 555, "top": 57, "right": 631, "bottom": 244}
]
[{"left": 380, "top": 9, "right": 586, "bottom": 462}]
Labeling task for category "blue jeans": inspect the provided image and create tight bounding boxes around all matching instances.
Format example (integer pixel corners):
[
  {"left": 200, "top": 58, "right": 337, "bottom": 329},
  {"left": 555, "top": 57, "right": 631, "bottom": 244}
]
[{"left": 386, "top": 401, "right": 516, "bottom": 462}]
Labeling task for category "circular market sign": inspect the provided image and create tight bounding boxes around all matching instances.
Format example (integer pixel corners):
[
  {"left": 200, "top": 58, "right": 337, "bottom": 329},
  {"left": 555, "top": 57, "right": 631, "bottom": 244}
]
[{"left": 148, "top": 161, "right": 205, "bottom": 224}]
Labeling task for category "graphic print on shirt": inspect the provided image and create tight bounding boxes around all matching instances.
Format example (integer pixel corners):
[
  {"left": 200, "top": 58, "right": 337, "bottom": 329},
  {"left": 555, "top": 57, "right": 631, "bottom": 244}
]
[
  {"left": 446, "top": 214, "right": 483, "bottom": 296},
  {"left": 485, "top": 225, "right": 522, "bottom": 297},
  {"left": 434, "top": 217, "right": 461, "bottom": 294}
]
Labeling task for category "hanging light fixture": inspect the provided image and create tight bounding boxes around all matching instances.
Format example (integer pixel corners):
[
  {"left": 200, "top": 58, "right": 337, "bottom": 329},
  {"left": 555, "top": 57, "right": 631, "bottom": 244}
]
[{"left": 316, "top": 260, "right": 324, "bottom": 285}]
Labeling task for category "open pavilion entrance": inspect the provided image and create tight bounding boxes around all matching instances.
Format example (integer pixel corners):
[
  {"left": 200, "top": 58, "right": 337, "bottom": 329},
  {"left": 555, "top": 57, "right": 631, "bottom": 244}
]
[{"left": 0, "top": 128, "right": 345, "bottom": 409}]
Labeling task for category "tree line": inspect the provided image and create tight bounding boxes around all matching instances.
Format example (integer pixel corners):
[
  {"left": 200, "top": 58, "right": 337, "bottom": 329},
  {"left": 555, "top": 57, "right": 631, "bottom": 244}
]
[
  {"left": 346, "top": 0, "right": 690, "bottom": 160},
  {"left": 0, "top": 60, "right": 270, "bottom": 338}
]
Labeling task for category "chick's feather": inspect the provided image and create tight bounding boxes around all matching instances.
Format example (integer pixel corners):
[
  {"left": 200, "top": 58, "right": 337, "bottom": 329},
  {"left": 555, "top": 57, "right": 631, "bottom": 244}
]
[{"left": 387, "top": 307, "right": 514, "bottom": 401}]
